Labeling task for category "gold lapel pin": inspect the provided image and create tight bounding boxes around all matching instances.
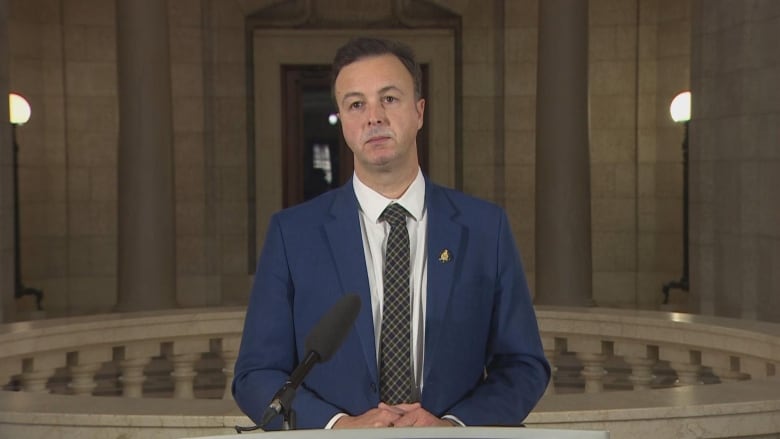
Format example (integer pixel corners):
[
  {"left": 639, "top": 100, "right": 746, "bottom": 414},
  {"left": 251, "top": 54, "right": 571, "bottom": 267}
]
[{"left": 438, "top": 249, "right": 451, "bottom": 263}]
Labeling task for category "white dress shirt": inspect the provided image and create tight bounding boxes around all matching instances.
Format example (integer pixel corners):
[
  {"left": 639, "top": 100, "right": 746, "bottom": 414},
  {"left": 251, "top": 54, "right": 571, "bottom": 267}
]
[{"left": 353, "top": 169, "right": 428, "bottom": 397}]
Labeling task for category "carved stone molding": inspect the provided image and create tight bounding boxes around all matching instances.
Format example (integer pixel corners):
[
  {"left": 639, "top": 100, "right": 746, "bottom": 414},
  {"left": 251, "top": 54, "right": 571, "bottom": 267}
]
[{"left": 246, "top": 0, "right": 459, "bottom": 29}]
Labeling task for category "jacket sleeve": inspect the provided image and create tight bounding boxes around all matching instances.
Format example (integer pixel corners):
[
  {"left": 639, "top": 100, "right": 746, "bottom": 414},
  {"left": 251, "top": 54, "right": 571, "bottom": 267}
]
[{"left": 232, "top": 215, "right": 342, "bottom": 430}]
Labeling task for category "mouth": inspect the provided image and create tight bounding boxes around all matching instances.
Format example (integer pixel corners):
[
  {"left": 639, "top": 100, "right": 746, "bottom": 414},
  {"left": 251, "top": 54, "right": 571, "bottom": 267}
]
[
  {"left": 365, "top": 135, "right": 392, "bottom": 145},
  {"left": 362, "top": 128, "right": 393, "bottom": 146}
]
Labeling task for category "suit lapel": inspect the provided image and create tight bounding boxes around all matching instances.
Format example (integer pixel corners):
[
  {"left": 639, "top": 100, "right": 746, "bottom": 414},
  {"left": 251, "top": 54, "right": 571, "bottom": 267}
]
[
  {"left": 423, "top": 183, "right": 464, "bottom": 385},
  {"left": 324, "top": 182, "right": 378, "bottom": 383}
]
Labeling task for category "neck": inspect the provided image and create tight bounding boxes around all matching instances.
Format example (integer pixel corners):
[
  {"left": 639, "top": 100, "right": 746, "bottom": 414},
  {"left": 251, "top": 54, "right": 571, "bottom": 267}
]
[{"left": 356, "top": 165, "right": 418, "bottom": 199}]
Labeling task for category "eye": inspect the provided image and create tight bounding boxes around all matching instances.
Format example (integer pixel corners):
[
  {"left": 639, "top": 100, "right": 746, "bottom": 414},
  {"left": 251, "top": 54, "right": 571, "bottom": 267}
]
[
  {"left": 383, "top": 96, "right": 397, "bottom": 104},
  {"left": 348, "top": 101, "right": 363, "bottom": 110}
]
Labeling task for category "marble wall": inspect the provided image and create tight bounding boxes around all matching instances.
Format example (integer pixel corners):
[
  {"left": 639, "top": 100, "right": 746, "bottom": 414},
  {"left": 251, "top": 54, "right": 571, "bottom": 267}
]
[
  {"left": 0, "top": 0, "right": 14, "bottom": 322},
  {"left": 690, "top": 0, "right": 780, "bottom": 322},
  {"left": 4, "top": 0, "right": 697, "bottom": 317}
]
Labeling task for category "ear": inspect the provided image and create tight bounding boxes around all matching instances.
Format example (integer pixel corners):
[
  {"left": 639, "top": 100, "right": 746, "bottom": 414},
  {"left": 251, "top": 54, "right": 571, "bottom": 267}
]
[{"left": 416, "top": 98, "right": 425, "bottom": 129}]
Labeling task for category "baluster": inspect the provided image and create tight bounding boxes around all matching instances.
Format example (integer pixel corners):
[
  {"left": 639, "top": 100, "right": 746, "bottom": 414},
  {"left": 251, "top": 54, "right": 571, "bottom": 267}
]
[
  {"left": 577, "top": 352, "right": 607, "bottom": 393},
  {"left": 704, "top": 353, "right": 750, "bottom": 383},
  {"left": 21, "top": 369, "right": 52, "bottom": 392},
  {"left": 168, "top": 338, "right": 209, "bottom": 399},
  {"left": 21, "top": 354, "right": 64, "bottom": 393},
  {"left": 718, "top": 369, "right": 750, "bottom": 382},
  {"left": 70, "top": 363, "right": 102, "bottom": 395},
  {"left": 120, "top": 358, "right": 150, "bottom": 398},
  {"left": 541, "top": 335, "right": 561, "bottom": 395},
  {"left": 625, "top": 356, "right": 656, "bottom": 390},
  {"left": 221, "top": 336, "right": 241, "bottom": 400},
  {"left": 171, "top": 353, "right": 200, "bottom": 399},
  {"left": 741, "top": 357, "right": 770, "bottom": 380},
  {"left": 670, "top": 361, "right": 701, "bottom": 386},
  {"left": 67, "top": 349, "right": 112, "bottom": 396},
  {"left": 568, "top": 337, "right": 608, "bottom": 394},
  {"left": 221, "top": 350, "right": 238, "bottom": 400},
  {"left": 543, "top": 347, "right": 557, "bottom": 395},
  {"left": 0, "top": 362, "right": 21, "bottom": 391},
  {"left": 118, "top": 344, "right": 158, "bottom": 398},
  {"left": 661, "top": 348, "right": 702, "bottom": 386}
]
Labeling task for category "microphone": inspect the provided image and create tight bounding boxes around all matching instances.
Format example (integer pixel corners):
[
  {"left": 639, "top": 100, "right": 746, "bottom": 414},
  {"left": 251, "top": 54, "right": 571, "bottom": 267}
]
[{"left": 237, "top": 294, "right": 361, "bottom": 432}]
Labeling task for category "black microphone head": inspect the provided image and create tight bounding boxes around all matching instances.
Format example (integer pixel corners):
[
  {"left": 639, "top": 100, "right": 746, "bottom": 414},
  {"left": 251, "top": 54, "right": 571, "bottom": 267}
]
[{"left": 304, "top": 294, "right": 361, "bottom": 363}]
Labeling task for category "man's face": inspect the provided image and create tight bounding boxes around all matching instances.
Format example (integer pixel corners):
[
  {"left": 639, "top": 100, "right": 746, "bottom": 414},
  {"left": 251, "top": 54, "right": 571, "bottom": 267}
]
[{"left": 334, "top": 54, "right": 425, "bottom": 178}]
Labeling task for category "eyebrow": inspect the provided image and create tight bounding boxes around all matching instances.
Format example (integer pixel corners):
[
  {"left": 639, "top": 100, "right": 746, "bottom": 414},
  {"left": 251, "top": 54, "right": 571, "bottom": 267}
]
[
  {"left": 340, "top": 91, "right": 365, "bottom": 107},
  {"left": 339, "top": 85, "right": 406, "bottom": 106}
]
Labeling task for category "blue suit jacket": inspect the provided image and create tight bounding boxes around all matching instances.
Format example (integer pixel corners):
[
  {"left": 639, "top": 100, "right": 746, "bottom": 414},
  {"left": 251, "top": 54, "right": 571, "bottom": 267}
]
[{"left": 233, "top": 179, "right": 550, "bottom": 429}]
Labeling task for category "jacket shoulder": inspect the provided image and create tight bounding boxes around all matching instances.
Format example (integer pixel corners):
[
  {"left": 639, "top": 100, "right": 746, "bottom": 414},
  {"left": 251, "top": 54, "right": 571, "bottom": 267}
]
[
  {"left": 428, "top": 182, "right": 505, "bottom": 220},
  {"left": 271, "top": 185, "right": 355, "bottom": 230}
]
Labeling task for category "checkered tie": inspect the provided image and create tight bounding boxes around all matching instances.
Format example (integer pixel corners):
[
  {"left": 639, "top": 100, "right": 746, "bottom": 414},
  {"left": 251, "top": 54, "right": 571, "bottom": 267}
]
[{"left": 379, "top": 203, "right": 413, "bottom": 404}]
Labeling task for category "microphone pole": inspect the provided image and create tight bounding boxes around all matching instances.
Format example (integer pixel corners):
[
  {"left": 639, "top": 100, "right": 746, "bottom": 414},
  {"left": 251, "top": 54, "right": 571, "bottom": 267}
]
[
  {"left": 257, "top": 351, "right": 320, "bottom": 430},
  {"left": 235, "top": 294, "right": 361, "bottom": 433}
]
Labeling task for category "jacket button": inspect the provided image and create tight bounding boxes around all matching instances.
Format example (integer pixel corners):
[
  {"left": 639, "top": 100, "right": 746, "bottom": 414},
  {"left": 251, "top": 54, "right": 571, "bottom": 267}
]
[{"left": 370, "top": 382, "right": 377, "bottom": 393}]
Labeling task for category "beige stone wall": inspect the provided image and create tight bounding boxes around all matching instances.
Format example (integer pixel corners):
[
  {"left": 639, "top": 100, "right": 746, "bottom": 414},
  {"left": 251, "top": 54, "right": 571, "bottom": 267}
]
[
  {"left": 5, "top": 0, "right": 697, "bottom": 317},
  {"left": 690, "top": 0, "right": 780, "bottom": 322},
  {"left": 0, "top": 0, "right": 14, "bottom": 322},
  {"left": 585, "top": 0, "right": 691, "bottom": 308},
  {"left": 503, "top": 0, "right": 538, "bottom": 292},
  {"left": 637, "top": 0, "right": 691, "bottom": 309},
  {"left": 459, "top": 0, "right": 500, "bottom": 202},
  {"left": 588, "top": 0, "right": 641, "bottom": 307},
  {"left": 168, "top": 0, "right": 251, "bottom": 307},
  {"left": 9, "top": 0, "right": 117, "bottom": 316}
]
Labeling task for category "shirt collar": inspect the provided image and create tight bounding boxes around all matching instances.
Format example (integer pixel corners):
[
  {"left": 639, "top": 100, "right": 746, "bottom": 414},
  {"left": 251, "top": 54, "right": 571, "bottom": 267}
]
[{"left": 353, "top": 169, "right": 425, "bottom": 224}]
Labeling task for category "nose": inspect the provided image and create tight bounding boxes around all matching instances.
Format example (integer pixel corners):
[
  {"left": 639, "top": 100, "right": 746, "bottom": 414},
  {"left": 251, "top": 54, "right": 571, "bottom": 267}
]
[{"left": 367, "top": 102, "right": 386, "bottom": 126}]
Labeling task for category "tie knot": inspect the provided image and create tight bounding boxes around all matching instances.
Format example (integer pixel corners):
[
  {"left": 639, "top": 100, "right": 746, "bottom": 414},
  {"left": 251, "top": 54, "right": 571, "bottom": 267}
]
[{"left": 381, "top": 203, "right": 408, "bottom": 228}]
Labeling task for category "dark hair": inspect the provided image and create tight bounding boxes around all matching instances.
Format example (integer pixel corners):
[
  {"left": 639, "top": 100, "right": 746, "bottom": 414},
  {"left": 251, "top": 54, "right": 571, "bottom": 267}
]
[{"left": 331, "top": 37, "right": 423, "bottom": 103}]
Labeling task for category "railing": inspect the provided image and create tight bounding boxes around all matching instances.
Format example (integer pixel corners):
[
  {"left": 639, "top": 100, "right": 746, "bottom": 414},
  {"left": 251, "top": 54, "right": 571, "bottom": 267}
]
[{"left": 1, "top": 306, "right": 779, "bottom": 439}]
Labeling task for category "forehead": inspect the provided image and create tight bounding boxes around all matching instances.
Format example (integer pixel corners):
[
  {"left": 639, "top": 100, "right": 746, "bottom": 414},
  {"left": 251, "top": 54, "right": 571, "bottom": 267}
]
[{"left": 334, "top": 54, "right": 414, "bottom": 96}]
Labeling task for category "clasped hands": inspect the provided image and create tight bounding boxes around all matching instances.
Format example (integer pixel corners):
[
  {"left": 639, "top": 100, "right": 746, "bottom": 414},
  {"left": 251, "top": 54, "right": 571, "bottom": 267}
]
[{"left": 333, "top": 402, "right": 457, "bottom": 428}]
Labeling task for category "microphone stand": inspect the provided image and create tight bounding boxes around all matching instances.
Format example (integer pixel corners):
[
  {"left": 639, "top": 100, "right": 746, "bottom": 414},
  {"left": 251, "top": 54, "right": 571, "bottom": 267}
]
[
  {"left": 235, "top": 353, "right": 317, "bottom": 433},
  {"left": 281, "top": 406, "right": 296, "bottom": 431},
  {"left": 234, "top": 385, "right": 296, "bottom": 433}
]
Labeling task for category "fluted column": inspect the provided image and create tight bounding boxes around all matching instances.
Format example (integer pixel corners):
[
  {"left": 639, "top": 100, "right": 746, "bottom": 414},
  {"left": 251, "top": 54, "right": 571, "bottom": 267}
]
[
  {"left": 534, "top": 0, "right": 593, "bottom": 306},
  {"left": 115, "top": 0, "right": 177, "bottom": 312}
]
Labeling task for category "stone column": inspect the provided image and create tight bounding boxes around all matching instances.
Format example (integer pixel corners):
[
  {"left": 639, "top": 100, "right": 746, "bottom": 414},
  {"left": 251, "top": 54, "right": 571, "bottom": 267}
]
[
  {"left": 0, "top": 0, "right": 16, "bottom": 322},
  {"left": 534, "top": 0, "right": 593, "bottom": 306},
  {"left": 115, "top": 0, "right": 177, "bottom": 311}
]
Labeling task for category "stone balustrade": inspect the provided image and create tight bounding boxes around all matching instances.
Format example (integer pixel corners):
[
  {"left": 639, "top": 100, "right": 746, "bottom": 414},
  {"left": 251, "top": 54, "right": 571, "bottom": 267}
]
[{"left": 1, "top": 306, "right": 779, "bottom": 438}]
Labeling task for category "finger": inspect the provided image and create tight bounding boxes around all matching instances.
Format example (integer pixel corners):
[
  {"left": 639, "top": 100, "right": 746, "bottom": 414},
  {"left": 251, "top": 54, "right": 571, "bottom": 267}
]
[
  {"left": 392, "top": 413, "right": 417, "bottom": 428},
  {"left": 390, "top": 402, "right": 421, "bottom": 412},
  {"left": 378, "top": 403, "right": 406, "bottom": 415}
]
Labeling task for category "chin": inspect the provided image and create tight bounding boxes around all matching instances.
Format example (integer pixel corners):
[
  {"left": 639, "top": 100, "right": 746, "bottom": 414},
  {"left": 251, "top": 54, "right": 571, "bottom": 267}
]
[{"left": 365, "top": 153, "right": 398, "bottom": 168}]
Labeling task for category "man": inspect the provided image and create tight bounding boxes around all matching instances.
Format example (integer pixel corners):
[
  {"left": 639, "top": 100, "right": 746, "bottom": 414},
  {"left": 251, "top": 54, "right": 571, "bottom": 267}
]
[{"left": 233, "top": 37, "right": 550, "bottom": 430}]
